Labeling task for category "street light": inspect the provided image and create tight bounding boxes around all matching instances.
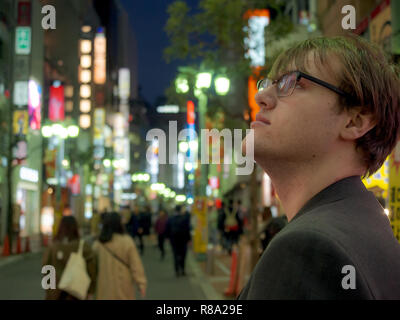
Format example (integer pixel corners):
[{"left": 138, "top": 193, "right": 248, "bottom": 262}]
[
  {"left": 214, "top": 76, "right": 230, "bottom": 96},
  {"left": 196, "top": 72, "right": 212, "bottom": 89},
  {"left": 175, "top": 69, "right": 231, "bottom": 198},
  {"left": 67, "top": 125, "right": 80, "bottom": 138},
  {"left": 103, "top": 159, "right": 111, "bottom": 168},
  {"left": 41, "top": 125, "right": 52, "bottom": 138},
  {"left": 175, "top": 76, "right": 189, "bottom": 94}
]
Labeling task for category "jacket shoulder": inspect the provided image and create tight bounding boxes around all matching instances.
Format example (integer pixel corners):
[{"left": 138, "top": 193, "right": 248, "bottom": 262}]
[{"left": 240, "top": 228, "right": 372, "bottom": 299}]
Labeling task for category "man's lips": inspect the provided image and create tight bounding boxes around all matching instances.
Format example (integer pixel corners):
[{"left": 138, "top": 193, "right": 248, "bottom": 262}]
[{"left": 252, "top": 114, "right": 271, "bottom": 126}]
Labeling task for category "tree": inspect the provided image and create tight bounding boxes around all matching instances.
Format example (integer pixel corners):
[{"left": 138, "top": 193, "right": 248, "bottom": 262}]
[{"left": 164, "top": 0, "right": 294, "bottom": 269}]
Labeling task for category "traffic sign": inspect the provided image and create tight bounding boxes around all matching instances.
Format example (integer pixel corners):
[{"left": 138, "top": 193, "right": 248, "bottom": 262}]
[{"left": 15, "top": 27, "right": 31, "bottom": 55}]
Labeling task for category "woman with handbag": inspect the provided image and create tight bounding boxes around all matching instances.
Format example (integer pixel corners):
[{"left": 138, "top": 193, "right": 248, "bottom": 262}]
[
  {"left": 93, "top": 212, "right": 147, "bottom": 300},
  {"left": 42, "top": 216, "right": 97, "bottom": 300}
]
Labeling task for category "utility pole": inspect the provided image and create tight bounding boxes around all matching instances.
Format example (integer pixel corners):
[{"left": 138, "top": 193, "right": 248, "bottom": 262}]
[{"left": 5, "top": 0, "right": 17, "bottom": 252}]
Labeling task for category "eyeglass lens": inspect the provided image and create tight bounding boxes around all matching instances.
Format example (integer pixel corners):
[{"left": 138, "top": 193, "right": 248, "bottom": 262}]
[{"left": 258, "top": 72, "right": 298, "bottom": 97}]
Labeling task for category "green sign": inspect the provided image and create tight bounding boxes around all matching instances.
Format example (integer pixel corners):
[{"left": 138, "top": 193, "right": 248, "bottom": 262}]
[{"left": 15, "top": 27, "right": 31, "bottom": 55}]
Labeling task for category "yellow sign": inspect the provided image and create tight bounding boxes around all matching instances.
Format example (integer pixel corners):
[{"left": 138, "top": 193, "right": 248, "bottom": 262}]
[
  {"left": 363, "top": 158, "right": 389, "bottom": 199},
  {"left": 13, "top": 110, "right": 28, "bottom": 135},
  {"left": 193, "top": 196, "right": 208, "bottom": 254},
  {"left": 389, "top": 141, "right": 400, "bottom": 242}
]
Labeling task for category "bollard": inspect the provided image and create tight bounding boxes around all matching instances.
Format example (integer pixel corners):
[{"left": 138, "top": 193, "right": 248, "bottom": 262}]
[
  {"left": 224, "top": 245, "right": 239, "bottom": 297},
  {"left": 2, "top": 235, "right": 10, "bottom": 257}
]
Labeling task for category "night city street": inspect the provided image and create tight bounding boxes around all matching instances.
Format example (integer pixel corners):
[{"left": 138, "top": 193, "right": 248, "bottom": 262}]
[{"left": 1, "top": 0, "right": 400, "bottom": 310}]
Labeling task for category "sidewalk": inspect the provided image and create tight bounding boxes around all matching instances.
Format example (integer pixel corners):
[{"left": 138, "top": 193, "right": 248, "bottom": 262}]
[
  {"left": 0, "top": 234, "right": 43, "bottom": 267},
  {"left": 195, "top": 244, "right": 252, "bottom": 300}
]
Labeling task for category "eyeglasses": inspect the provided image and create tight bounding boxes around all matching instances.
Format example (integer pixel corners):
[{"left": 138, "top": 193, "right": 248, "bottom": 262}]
[{"left": 257, "top": 71, "right": 349, "bottom": 98}]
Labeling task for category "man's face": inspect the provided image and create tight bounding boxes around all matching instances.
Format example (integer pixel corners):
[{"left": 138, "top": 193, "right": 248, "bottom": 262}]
[{"left": 245, "top": 53, "right": 347, "bottom": 168}]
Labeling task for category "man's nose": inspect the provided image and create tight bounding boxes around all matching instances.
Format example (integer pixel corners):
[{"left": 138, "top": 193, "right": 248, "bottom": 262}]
[{"left": 255, "top": 86, "right": 277, "bottom": 110}]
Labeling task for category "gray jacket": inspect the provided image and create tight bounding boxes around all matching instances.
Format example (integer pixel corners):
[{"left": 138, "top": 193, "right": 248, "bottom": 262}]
[{"left": 238, "top": 176, "right": 400, "bottom": 299}]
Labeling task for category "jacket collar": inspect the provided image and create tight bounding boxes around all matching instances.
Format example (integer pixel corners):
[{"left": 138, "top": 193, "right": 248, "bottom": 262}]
[{"left": 291, "top": 175, "right": 367, "bottom": 223}]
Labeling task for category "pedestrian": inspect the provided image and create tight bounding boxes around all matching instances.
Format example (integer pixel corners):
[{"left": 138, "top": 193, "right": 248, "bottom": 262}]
[
  {"left": 260, "top": 215, "right": 287, "bottom": 252},
  {"left": 258, "top": 206, "right": 272, "bottom": 235},
  {"left": 224, "top": 200, "right": 240, "bottom": 254},
  {"left": 239, "top": 35, "right": 400, "bottom": 299},
  {"left": 208, "top": 202, "right": 219, "bottom": 246},
  {"left": 166, "top": 205, "right": 191, "bottom": 277},
  {"left": 137, "top": 205, "right": 152, "bottom": 255},
  {"left": 217, "top": 201, "right": 227, "bottom": 251},
  {"left": 154, "top": 208, "right": 169, "bottom": 260},
  {"left": 42, "top": 216, "right": 97, "bottom": 300},
  {"left": 236, "top": 200, "right": 249, "bottom": 229},
  {"left": 93, "top": 212, "right": 147, "bottom": 300},
  {"left": 126, "top": 206, "right": 139, "bottom": 240}
]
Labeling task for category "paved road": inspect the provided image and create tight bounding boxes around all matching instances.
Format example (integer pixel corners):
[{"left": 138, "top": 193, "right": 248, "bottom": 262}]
[{"left": 0, "top": 237, "right": 219, "bottom": 300}]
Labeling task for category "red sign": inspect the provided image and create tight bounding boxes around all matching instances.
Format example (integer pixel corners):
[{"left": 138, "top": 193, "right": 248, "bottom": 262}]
[
  {"left": 209, "top": 176, "right": 220, "bottom": 189},
  {"left": 18, "top": 2, "right": 31, "bottom": 26},
  {"left": 187, "top": 100, "right": 195, "bottom": 125},
  {"left": 68, "top": 174, "right": 81, "bottom": 195},
  {"left": 49, "top": 85, "right": 65, "bottom": 121}
]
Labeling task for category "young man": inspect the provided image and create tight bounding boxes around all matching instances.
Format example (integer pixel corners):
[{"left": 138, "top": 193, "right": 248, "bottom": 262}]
[{"left": 239, "top": 35, "right": 400, "bottom": 299}]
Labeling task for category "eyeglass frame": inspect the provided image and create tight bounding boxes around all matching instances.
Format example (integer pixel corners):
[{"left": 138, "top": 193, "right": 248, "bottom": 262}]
[{"left": 257, "top": 71, "right": 351, "bottom": 98}]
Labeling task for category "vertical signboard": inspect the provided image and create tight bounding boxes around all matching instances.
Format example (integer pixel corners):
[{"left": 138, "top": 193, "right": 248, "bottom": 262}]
[
  {"left": 389, "top": 141, "right": 400, "bottom": 242},
  {"left": 15, "top": 27, "right": 31, "bottom": 55},
  {"left": 193, "top": 197, "right": 208, "bottom": 254},
  {"left": 94, "top": 29, "right": 107, "bottom": 84},
  {"left": 243, "top": 9, "right": 270, "bottom": 122},
  {"left": 118, "top": 68, "right": 130, "bottom": 101},
  {"left": 28, "top": 80, "right": 41, "bottom": 130},
  {"left": 49, "top": 85, "right": 65, "bottom": 121},
  {"left": 17, "top": 1, "right": 31, "bottom": 26}
]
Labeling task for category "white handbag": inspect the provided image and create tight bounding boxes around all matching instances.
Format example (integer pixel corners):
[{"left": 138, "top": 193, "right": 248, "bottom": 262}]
[{"left": 58, "top": 239, "right": 91, "bottom": 300}]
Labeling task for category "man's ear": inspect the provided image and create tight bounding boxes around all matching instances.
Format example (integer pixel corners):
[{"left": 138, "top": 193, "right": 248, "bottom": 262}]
[{"left": 340, "top": 108, "right": 376, "bottom": 141}]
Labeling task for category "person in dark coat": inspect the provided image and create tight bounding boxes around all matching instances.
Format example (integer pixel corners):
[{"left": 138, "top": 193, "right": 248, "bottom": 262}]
[
  {"left": 154, "top": 208, "right": 169, "bottom": 260},
  {"left": 239, "top": 35, "right": 400, "bottom": 299},
  {"left": 136, "top": 205, "right": 152, "bottom": 255},
  {"left": 126, "top": 206, "right": 139, "bottom": 240},
  {"left": 260, "top": 215, "right": 288, "bottom": 251},
  {"left": 166, "top": 205, "right": 191, "bottom": 277}
]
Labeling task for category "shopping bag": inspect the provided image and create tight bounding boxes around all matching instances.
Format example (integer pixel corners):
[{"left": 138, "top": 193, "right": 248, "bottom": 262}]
[{"left": 58, "top": 239, "right": 91, "bottom": 300}]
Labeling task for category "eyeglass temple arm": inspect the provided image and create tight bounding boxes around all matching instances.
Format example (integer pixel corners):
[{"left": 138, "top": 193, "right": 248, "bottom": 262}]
[{"left": 299, "top": 72, "right": 348, "bottom": 97}]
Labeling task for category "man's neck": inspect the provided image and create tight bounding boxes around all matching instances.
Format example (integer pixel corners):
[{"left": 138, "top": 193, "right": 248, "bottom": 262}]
[{"left": 262, "top": 158, "right": 363, "bottom": 222}]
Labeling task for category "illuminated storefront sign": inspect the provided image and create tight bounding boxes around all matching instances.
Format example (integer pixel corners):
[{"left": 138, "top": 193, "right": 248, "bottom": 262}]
[
  {"left": 20, "top": 167, "right": 39, "bottom": 183},
  {"left": 13, "top": 81, "right": 28, "bottom": 106},
  {"left": 157, "top": 105, "right": 180, "bottom": 113},
  {"left": 49, "top": 84, "right": 65, "bottom": 121},
  {"left": 13, "top": 110, "right": 28, "bottom": 136},
  {"left": 94, "top": 29, "right": 106, "bottom": 84},
  {"left": 243, "top": 9, "right": 270, "bottom": 67},
  {"left": 187, "top": 100, "right": 195, "bottom": 125},
  {"left": 113, "top": 113, "right": 125, "bottom": 137},
  {"left": 244, "top": 9, "right": 270, "bottom": 122},
  {"left": 28, "top": 80, "right": 41, "bottom": 130},
  {"left": 118, "top": 68, "right": 130, "bottom": 101},
  {"left": 389, "top": 141, "right": 400, "bottom": 242},
  {"left": 15, "top": 26, "right": 31, "bottom": 55},
  {"left": 94, "top": 108, "right": 105, "bottom": 140}
]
